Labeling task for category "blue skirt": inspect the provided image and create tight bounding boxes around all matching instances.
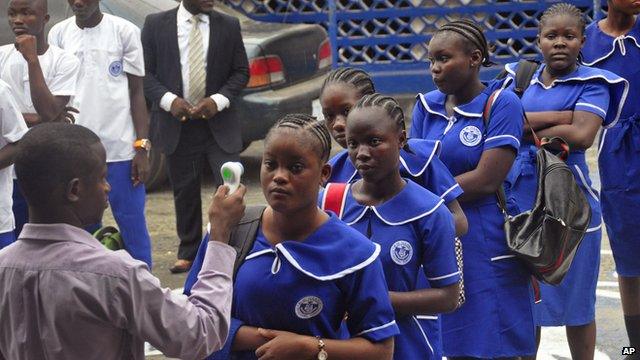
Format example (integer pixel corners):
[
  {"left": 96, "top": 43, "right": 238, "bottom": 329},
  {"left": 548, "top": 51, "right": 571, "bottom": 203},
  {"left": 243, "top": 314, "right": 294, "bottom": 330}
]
[
  {"left": 441, "top": 202, "right": 536, "bottom": 358},
  {"left": 599, "top": 116, "right": 640, "bottom": 277},
  {"left": 509, "top": 150, "right": 602, "bottom": 326}
]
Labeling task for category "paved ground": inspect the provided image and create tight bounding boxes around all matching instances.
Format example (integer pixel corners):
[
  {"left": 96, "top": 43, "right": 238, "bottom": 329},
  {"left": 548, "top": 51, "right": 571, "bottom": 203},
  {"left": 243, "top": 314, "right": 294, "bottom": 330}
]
[{"left": 98, "top": 108, "right": 628, "bottom": 358}]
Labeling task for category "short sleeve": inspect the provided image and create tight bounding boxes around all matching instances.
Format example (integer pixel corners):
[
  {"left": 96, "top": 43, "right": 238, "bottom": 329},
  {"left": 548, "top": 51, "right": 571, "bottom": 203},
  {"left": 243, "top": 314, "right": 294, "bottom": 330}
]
[
  {"left": 409, "top": 95, "right": 427, "bottom": 139},
  {"left": 341, "top": 258, "right": 399, "bottom": 342},
  {"left": 419, "top": 205, "right": 461, "bottom": 288},
  {"left": 0, "top": 83, "right": 27, "bottom": 143},
  {"left": 47, "top": 23, "right": 62, "bottom": 48},
  {"left": 120, "top": 22, "right": 145, "bottom": 77},
  {"left": 48, "top": 51, "right": 80, "bottom": 97},
  {"left": 574, "top": 82, "right": 610, "bottom": 125},
  {"left": 420, "top": 157, "right": 463, "bottom": 203},
  {"left": 483, "top": 89, "right": 523, "bottom": 152}
]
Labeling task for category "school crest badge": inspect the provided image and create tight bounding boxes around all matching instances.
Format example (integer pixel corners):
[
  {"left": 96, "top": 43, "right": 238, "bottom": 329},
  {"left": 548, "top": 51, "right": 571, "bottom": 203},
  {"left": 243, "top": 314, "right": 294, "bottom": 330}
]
[
  {"left": 390, "top": 240, "right": 413, "bottom": 265},
  {"left": 109, "top": 60, "right": 123, "bottom": 77},
  {"left": 295, "top": 296, "right": 323, "bottom": 319},
  {"left": 459, "top": 125, "right": 482, "bottom": 147}
]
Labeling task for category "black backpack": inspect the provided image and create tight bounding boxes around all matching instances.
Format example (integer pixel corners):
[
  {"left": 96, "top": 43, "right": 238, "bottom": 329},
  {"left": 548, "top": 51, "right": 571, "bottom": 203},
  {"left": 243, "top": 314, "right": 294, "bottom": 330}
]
[
  {"left": 484, "top": 65, "right": 592, "bottom": 285},
  {"left": 227, "top": 205, "right": 266, "bottom": 279}
]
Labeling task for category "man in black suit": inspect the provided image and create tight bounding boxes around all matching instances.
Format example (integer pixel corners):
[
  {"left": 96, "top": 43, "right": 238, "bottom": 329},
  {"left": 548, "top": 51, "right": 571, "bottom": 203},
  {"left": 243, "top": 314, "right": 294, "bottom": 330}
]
[{"left": 142, "top": 0, "right": 249, "bottom": 273}]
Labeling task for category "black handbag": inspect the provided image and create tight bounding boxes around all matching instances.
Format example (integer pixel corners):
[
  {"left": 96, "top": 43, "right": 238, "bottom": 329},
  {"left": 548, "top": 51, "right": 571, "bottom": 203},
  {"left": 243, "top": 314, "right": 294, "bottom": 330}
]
[{"left": 484, "top": 91, "right": 592, "bottom": 286}]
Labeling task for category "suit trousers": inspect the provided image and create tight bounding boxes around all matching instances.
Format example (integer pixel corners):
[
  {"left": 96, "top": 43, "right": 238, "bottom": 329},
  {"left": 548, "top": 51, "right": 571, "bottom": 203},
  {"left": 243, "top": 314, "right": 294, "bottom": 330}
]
[{"left": 167, "top": 120, "right": 239, "bottom": 261}]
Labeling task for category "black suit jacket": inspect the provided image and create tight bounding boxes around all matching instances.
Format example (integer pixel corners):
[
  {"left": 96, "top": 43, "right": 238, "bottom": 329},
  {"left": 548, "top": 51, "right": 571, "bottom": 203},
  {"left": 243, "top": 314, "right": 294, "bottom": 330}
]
[{"left": 142, "top": 8, "right": 249, "bottom": 155}]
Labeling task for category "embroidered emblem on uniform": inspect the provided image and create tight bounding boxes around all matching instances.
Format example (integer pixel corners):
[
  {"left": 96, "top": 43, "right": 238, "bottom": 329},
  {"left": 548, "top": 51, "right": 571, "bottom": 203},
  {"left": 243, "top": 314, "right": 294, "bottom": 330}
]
[
  {"left": 109, "top": 60, "right": 123, "bottom": 77},
  {"left": 390, "top": 240, "right": 413, "bottom": 265},
  {"left": 295, "top": 296, "right": 323, "bottom": 319},
  {"left": 459, "top": 125, "right": 482, "bottom": 147}
]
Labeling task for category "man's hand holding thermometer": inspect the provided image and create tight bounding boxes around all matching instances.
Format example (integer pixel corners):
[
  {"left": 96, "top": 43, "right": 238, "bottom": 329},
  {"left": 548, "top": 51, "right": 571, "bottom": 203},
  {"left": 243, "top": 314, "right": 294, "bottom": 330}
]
[{"left": 207, "top": 162, "right": 246, "bottom": 244}]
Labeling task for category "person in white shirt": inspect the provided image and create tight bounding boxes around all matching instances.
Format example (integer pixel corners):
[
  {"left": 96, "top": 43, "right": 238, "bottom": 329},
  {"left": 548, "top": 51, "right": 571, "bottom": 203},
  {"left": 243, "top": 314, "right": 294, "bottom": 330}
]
[
  {"left": 142, "top": 0, "right": 249, "bottom": 273},
  {"left": 49, "top": 0, "right": 153, "bottom": 268},
  {"left": 1, "top": 0, "right": 80, "bottom": 240},
  {"left": 0, "top": 80, "right": 28, "bottom": 249}
]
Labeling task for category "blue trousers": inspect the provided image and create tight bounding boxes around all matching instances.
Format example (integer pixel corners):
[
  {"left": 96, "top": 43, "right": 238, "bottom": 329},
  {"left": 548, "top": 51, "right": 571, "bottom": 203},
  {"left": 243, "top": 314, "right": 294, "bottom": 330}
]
[
  {"left": 91, "top": 160, "right": 153, "bottom": 268},
  {"left": 0, "top": 231, "right": 15, "bottom": 249}
]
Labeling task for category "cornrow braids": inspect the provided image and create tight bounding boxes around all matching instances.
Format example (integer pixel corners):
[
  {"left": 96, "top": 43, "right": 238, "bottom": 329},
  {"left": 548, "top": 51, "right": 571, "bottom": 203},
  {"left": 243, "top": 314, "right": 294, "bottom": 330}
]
[
  {"left": 266, "top": 113, "right": 332, "bottom": 162},
  {"left": 539, "top": 2, "right": 586, "bottom": 35},
  {"left": 321, "top": 67, "right": 376, "bottom": 97},
  {"left": 352, "top": 93, "right": 413, "bottom": 153},
  {"left": 435, "top": 19, "right": 494, "bottom": 67}
]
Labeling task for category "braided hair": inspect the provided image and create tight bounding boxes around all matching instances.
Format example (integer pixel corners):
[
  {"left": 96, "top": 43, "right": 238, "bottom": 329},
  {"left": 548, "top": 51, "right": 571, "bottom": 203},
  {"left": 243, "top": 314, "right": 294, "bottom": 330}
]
[
  {"left": 539, "top": 3, "right": 586, "bottom": 35},
  {"left": 265, "top": 113, "right": 332, "bottom": 162},
  {"left": 434, "top": 19, "right": 494, "bottom": 67},
  {"left": 321, "top": 67, "right": 376, "bottom": 97},
  {"left": 352, "top": 93, "right": 412, "bottom": 152}
]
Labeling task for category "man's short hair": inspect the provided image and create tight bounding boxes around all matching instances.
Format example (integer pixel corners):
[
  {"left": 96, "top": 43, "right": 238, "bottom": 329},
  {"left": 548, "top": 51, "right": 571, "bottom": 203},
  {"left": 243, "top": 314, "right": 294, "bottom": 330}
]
[{"left": 15, "top": 123, "right": 102, "bottom": 207}]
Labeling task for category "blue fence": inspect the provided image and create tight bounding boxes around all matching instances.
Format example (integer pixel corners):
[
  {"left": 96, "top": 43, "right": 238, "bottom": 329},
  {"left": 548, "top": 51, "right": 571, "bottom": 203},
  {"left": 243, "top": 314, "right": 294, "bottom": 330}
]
[{"left": 225, "top": 0, "right": 604, "bottom": 94}]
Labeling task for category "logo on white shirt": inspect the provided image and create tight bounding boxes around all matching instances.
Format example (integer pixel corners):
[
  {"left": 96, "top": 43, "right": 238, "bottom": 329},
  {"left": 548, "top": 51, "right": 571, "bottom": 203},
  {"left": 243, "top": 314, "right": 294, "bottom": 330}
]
[
  {"left": 295, "top": 296, "right": 323, "bottom": 319},
  {"left": 459, "top": 125, "right": 482, "bottom": 147},
  {"left": 109, "top": 60, "right": 123, "bottom": 77},
  {"left": 390, "top": 240, "right": 413, "bottom": 265}
]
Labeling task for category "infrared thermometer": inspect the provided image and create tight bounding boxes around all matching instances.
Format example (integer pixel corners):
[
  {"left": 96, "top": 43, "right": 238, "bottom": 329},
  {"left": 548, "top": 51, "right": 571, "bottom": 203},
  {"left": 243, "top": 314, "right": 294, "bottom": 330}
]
[
  {"left": 220, "top": 161, "right": 244, "bottom": 195},
  {"left": 206, "top": 162, "right": 244, "bottom": 234}
]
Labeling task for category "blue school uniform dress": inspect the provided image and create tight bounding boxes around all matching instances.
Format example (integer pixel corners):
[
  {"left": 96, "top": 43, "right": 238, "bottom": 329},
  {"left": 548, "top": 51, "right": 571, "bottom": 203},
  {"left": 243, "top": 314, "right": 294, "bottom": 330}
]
[
  {"left": 503, "top": 62, "right": 628, "bottom": 326},
  {"left": 411, "top": 84, "right": 536, "bottom": 357},
  {"left": 328, "top": 138, "right": 463, "bottom": 204},
  {"left": 583, "top": 18, "right": 640, "bottom": 277},
  {"left": 184, "top": 214, "right": 399, "bottom": 360},
  {"left": 321, "top": 180, "right": 460, "bottom": 359}
]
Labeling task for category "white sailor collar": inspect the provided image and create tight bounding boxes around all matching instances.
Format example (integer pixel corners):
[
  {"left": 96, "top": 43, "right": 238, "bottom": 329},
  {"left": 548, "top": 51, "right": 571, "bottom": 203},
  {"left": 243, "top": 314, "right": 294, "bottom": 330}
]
[
  {"left": 341, "top": 180, "right": 445, "bottom": 226},
  {"left": 511, "top": 63, "right": 629, "bottom": 128},
  {"left": 246, "top": 213, "right": 381, "bottom": 281},
  {"left": 582, "top": 18, "right": 640, "bottom": 66},
  {"left": 416, "top": 82, "right": 502, "bottom": 121}
]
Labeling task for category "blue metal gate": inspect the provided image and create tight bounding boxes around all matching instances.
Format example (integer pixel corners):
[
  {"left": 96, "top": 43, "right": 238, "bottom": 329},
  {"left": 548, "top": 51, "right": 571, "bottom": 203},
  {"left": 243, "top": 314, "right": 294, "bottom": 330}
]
[{"left": 225, "top": 0, "right": 603, "bottom": 93}]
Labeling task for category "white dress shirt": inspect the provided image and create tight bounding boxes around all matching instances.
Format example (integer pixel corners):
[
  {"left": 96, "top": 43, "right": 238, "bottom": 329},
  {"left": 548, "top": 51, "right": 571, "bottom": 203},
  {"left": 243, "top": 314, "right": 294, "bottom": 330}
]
[{"left": 159, "top": 2, "right": 230, "bottom": 113}]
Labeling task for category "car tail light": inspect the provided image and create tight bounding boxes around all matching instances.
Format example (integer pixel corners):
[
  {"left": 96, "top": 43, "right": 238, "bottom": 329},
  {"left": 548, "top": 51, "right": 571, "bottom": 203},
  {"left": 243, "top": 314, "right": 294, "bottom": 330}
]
[
  {"left": 318, "top": 39, "right": 332, "bottom": 69},
  {"left": 247, "top": 55, "right": 285, "bottom": 88}
]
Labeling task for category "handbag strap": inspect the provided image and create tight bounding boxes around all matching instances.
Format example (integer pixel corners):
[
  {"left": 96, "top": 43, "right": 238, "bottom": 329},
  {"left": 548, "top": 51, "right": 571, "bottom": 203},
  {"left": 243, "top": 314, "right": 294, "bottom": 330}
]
[{"left": 321, "top": 183, "right": 349, "bottom": 218}]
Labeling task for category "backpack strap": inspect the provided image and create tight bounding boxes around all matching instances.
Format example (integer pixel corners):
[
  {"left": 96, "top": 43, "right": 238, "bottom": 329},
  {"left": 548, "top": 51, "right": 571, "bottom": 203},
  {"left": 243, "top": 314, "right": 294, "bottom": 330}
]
[
  {"left": 228, "top": 205, "right": 266, "bottom": 279},
  {"left": 321, "top": 183, "right": 349, "bottom": 218},
  {"left": 513, "top": 59, "right": 539, "bottom": 97}
]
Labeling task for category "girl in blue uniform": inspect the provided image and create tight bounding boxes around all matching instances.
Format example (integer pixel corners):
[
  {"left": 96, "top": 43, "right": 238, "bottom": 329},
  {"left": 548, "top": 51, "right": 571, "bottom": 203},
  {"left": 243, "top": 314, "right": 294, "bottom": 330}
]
[
  {"left": 582, "top": 0, "right": 640, "bottom": 351},
  {"left": 504, "top": 3, "right": 629, "bottom": 358},
  {"left": 184, "top": 114, "right": 399, "bottom": 360},
  {"left": 320, "top": 68, "right": 468, "bottom": 358},
  {"left": 411, "top": 19, "right": 536, "bottom": 359},
  {"left": 319, "top": 67, "right": 467, "bottom": 236},
  {"left": 321, "top": 93, "right": 460, "bottom": 359}
]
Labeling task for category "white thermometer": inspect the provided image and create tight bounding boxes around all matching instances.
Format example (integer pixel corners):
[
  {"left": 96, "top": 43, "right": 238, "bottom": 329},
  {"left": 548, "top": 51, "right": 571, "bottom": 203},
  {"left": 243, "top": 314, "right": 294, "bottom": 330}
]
[{"left": 207, "top": 162, "right": 244, "bottom": 234}]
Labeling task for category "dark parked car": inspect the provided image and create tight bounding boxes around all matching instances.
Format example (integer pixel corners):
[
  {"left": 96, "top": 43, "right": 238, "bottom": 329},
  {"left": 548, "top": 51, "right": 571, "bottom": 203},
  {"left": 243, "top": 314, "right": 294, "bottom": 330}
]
[{"left": 0, "top": 0, "right": 331, "bottom": 190}]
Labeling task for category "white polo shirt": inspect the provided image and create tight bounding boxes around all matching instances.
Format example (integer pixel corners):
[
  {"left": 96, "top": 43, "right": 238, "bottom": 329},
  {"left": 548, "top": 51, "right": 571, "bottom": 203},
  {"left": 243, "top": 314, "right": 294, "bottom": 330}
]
[
  {"left": 48, "top": 14, "right": 145, "bottom": 162},
  {"left": 0, "top": 80, "right": 28, "bottom": 234},
  {"left": 0, "top": 44, "right": 80, "bottom": 114}
]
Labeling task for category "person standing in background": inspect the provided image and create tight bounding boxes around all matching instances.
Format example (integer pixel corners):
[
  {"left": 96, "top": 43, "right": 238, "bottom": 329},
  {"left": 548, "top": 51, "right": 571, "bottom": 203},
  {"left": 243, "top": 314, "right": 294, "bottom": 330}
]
[
  {"left": 142, "top": 0, "right": 249, "bottom": 273},
  {"left": 48, "top": 0, "right": 153, "bottom": 269},
  {"left": 582, "top": 0, "right": 640, "bottom": 355},
  {"left": 0, "top": 0, "right": 80, "bottom": 240}
]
